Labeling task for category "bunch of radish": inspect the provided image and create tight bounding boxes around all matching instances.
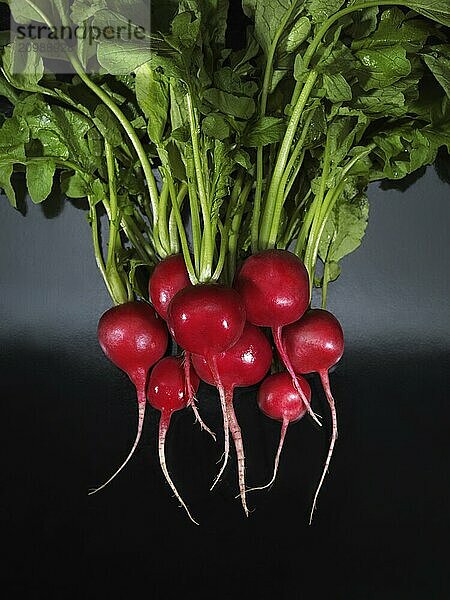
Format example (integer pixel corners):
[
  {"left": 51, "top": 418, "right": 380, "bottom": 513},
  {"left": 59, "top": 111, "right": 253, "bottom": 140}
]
[{"left": 90, "top": 249, "right": 344, "bottom": 525}]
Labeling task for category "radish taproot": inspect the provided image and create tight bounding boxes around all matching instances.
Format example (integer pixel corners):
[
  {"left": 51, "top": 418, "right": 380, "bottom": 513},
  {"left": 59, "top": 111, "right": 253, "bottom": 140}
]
[
  {"left": 90, "top": 301, "right": 168, "bottom": 495},
  {"left": 234, "top": 249, "right": 320, "bottom": 425},
  {"left": 149, "top": 255, "right": 214, "bottom": 438},
  {"left": 284, "top": 308, "right": 344, "bottom": 523},
  {"left": 167, "top": 284, "right": 246, "bottom": 489},
  {"left": 250, "top": 372, "right": 309, "bottom": 492},
  {"left": 192, "top": 323, "right": 272, "bottom": 515},
  {"left": 147, "top": 356, "right": 200, "bottom": 524}
]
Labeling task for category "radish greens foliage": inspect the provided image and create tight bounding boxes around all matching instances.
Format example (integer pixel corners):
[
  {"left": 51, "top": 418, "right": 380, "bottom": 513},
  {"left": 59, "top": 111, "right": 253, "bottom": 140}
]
[{"left": 0, "top": 0, "right": 449, "bottom": 305}]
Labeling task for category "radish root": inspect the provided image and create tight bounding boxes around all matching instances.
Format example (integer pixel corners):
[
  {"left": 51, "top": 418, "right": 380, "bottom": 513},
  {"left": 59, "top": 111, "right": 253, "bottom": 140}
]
[
  {"left": 89, "top": 387, "right": 146, "bottom": 496},
  {"left": 158, "top": 411, "right": 199, "bottom": 525},
  {"left": 309, "top": 370, "right": 338, "bottom": 524},
  {"left": 246, "top": 417, "right": 289, "bottom": 494},
  {"left": 273, "top": 325, "right": 322, "bottom": 426},
  {"left": 209, "top": 355, "right": 230, "bottom": 490},
  {"left": 184, "top": 351, "right": 216, "bottom": 441},
  {"left": 226, "top": 389, "right": 249, "bottom": 516}
]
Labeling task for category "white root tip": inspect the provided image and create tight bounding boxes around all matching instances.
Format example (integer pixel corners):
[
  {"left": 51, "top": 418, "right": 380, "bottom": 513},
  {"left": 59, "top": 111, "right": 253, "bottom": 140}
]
[
  {"left": 159, "top": 414, "right": 199, "bottom": 525},
  {"left": 88, "top": 400, "right": 146, "bottom": 496}
]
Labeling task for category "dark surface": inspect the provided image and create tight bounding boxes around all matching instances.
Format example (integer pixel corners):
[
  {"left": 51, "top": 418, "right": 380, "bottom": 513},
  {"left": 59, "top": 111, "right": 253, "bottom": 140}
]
[{"left": 1, "top": 167, "right": 449, "bottom": 599}]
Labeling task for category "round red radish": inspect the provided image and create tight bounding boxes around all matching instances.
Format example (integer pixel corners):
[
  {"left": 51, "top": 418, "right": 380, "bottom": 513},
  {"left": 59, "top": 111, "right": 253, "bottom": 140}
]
[
  {"left": 90, "top": 301, "right": 168, "bottom": 495},
  {"left": 149, "top": 256, "right": 213, "bottom": 437},
  {"left": 283, "top": 308, "right": 344, "bottom": 523},
  {"left": 192, "top": 324, "right": 273, "bottom": 515},
  {"left": 147, "top": 356, "right": 199, "bottom": 524},
  {"left": 234, "top": 249, "right": 319, "bottom": 425},
  {"left": 167, "top": 284, "right": 246, "bottom": 358},
  {"left": 149, "top": 254, "right": 191, "bottom": 320},
  {"left": 250, "top": 372, "right": 309, "bottom": 493},
  {"left": 167, "top": 284, "right": 246, "bottom": 492}
]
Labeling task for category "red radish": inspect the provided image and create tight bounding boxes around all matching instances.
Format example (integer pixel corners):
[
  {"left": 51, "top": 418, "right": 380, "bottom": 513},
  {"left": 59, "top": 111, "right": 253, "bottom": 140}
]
[
  {"left": 89, "top": 301, "right": 168, "bottom": 495},
  {"left": 251, "top": 372, "right": 309, "bottom": 492},
  {"left": 283, "top": 308, "right": 344, "bottom": 523},
  {"left": 149, "top": 255, "right": 214, "bottom": 438},
  {"left": 192, "top": 323, "right": 273, "bottom": 515},
  {"left": 147, "top": 356, "right": 200, "bottom": 524},
  {"left": 167, "top": 284, "right": 246, "bottom": 490},
  {"left": 234, "top": 249, "right": 320, "bottom": 426},
  {"left": 149, "top": 254, "right": 191, "bottom": 320}
]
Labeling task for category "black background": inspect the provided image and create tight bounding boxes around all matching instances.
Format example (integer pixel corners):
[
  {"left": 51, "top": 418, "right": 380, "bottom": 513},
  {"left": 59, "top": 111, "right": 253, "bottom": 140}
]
[{"left": 1, "top": 2, "right": 449, "bottom": 598}]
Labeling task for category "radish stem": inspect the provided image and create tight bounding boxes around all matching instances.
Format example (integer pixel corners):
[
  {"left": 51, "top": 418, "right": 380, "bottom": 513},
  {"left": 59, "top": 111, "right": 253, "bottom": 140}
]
[
  {"left": 226, "top": 388, "right": 249, "bottom": 516},
  {"left": 309, "top": 371, "right": 338, "bottom": 524},
  {"left": 158, "top": 411, "right": 199, "bottom": 525}
]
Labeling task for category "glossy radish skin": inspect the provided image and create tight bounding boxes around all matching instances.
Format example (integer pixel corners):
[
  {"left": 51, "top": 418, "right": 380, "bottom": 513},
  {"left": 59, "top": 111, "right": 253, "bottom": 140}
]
[
  {"left": 191, "top": 324, "right": 273, "bottom": 390},
  {"left": 167, "top": 284, "right": 246, "bottom": 357},
  {"left": 147, "top": 356, "right": 199, "bottom": 524},
  {"left": 90, "top": 301, "right": 168, "bottom": 495},
  {"left": 251, "top": 372, "right": 309, "bottom": 493},
  {"left": 148, "top": 256, "right": 213, "bottom": 437},
  {"left": 149, "top": 254, "right": 191, "bottom": 320},
  {"left": 168, "top": 284, "right": 246, "bottom": 493},
  {"left": 283, "top": 309, "right": 344, "bottom": 523},
  {"left": 192, "top": 324, "right": 273, "bottom": 514},
  {"left": 234, "top": 250, "right": 309, "bottom": 328},
  {"left": 234, "top": 249, "right": 319, "bottom": 425}
]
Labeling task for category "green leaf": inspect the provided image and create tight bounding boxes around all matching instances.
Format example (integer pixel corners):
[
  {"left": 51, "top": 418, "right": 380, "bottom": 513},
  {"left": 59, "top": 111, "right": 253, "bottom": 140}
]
[
  {"left": 2, "top": 41, "right": 44, "bottom": 92},
  {"left": 352, "top": 8, "right": 435, "bottom": 52},
  {"left": 202, "top": 113, "right": 231, "bottom": 140},
  {"left": 250, "top": 0, "right": 299, "bottom": 56},
  {"left": 282, "top": 16, "right": 311, "bottom": 53},
  {"left": 214, "top": 67, "right": 258, "bottom": 97},
  {"left": 97, "top": 40, "right": 154, "bottom": 75},
  {"left": 171, "top": 11, "right": 201, "bottom": 48},
  {"left": 26, "top": 159, "right": 56, "bottom": 204},
  {"left": 0, "top": 163, "right": 17, "bottom": 207},
  {"left": 307, "top": 0, "right": 344, "bottom": 24},
  {"left": 407, "top": 0, "right": 450, "bottom": 27},
  {"left": 135, "top": 64, "right": 169, "bottom": 144},
  {"left": 355, "top": 45, "right": 411, "bottom": 90},
  {"left": 318, "top": 191, "right": 369, "bottom": 269},
  {"left": 203, "top": 88, "right": 255, "bottom": 119},
  {"left": 243, "top": 116, "right": 286, "bottom": 146},
  {"left": 323, "top": 73, "right": 352, "bottom": 102},
  {"left": 423, "top": 53, "right": 450, "bottom": 99},
  {"left": 61, "top": 171, "right": 89, "bottom": 199},
  {"left": 93, "top": 105, "right": 123, "bottom": 148}
]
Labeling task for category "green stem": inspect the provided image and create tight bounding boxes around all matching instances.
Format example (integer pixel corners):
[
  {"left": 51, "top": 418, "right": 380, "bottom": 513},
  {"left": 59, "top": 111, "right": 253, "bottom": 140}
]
[
  {"left": 105, "top": 142, "right": 120, "bottom": 270},
  {"left": 169, "top": 208, "right": 180, "bottom": 255},
  {"left": 185, "top": 157, "right": 202, "bottom": 276},
  {"left": 88, "top": 199, "right": 117, "bottom": 303},
  {"left": 68, "top": 53, "right": 160, "bottom": 223},
  {"left": 267, "top": 106, "right": 316, "bottom": 247},
  {"left": 260, "top": 70, "right": 318, "bottom": 248},
  {"left": 252, "top": 1, "right": 299, "bottom": 253},
  {"left": 186, "top": 91, "right": 213, "bottom": 281},
  {"left": 157, "top": 179, "right": 171, "bottom": 257},
  {"left": 228, "top": 178, "right": 253, "bottom": 284},
  {"left": 167, "top": 177, "right": 198, "bottom": 284}
]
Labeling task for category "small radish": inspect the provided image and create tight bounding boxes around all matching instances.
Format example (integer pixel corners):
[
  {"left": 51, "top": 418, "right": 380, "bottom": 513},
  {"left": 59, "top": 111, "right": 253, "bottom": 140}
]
[
  {"left": 283, "top": 308, "right": 344, "bottom": 523},
  {"left": 234, "top": 249, "right": 320, "bottom": 426},
  {"left": 167, "top": 284, "right": 246, "bottom": 489},
  {"left": 149, "top": 255, "right": 214, "bottom": 439},
  {"left": 89, "top": 301, "right": 168, "bottom": 495},
  {"left": 149, "top": 254, "right": 192, "bottom": 320},
  {"left": 147, "top": 356, "right": 200, "bottom": 524},
  {"left": 192, "top": 323, "right": 273, "bottom": 515},
  {"left": 250, "top": 372, "right": 309, "bottom": 492}
]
